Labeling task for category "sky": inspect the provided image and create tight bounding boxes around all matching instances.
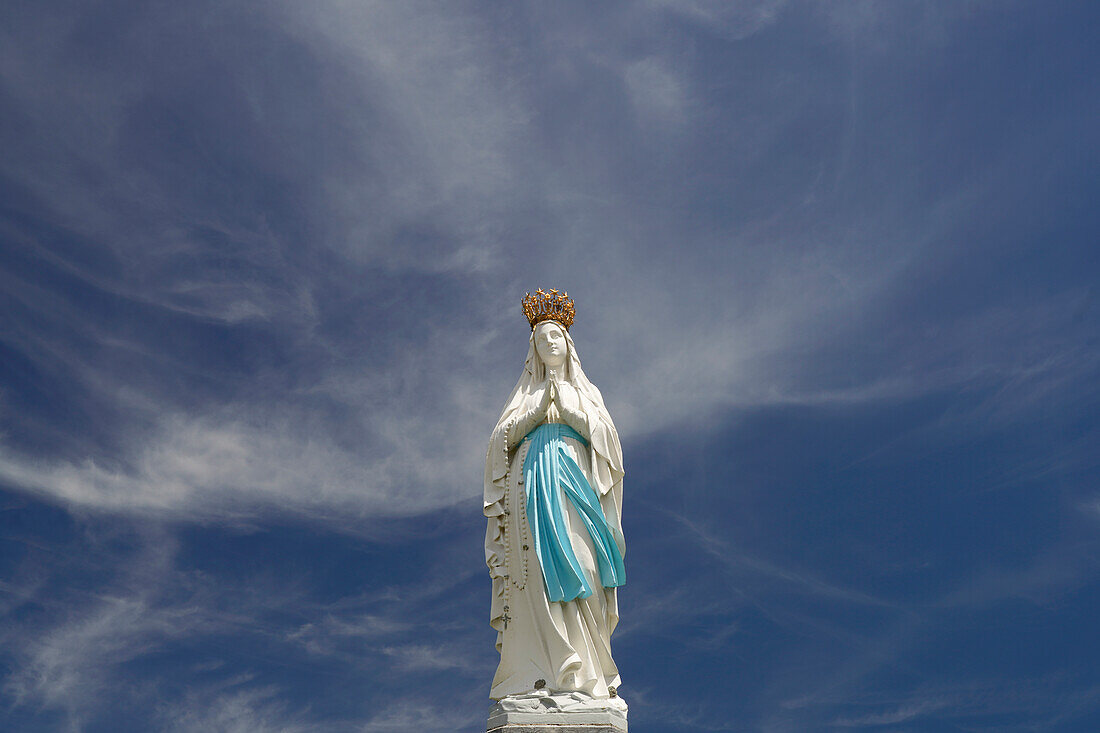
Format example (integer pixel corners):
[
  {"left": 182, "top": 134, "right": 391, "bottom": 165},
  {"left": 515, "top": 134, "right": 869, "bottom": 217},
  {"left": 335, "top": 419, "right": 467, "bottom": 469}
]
[{"left": 0, "top": 1, "right": 1098, "bottom": 731}]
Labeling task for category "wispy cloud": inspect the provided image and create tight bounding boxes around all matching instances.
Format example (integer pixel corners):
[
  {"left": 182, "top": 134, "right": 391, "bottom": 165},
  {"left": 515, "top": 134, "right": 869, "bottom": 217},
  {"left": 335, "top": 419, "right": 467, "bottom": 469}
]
[
  {"left": 157, "top": 680, "right": 324, "bottom": 733},
  {"left": 2, "top": 0, "right": 1093, "bottom": 529},
  {"left": 0, "top": 511, "right": 496, "bottom": 731},
  {"left": 829, "top": 698, "right": 947, "bottom": 728},
  {"left": 646, "top": 0, "right": 789, "bottom": 41},
  {"left": 2, "top": 7, "right": 1098, "bottom": 731}
]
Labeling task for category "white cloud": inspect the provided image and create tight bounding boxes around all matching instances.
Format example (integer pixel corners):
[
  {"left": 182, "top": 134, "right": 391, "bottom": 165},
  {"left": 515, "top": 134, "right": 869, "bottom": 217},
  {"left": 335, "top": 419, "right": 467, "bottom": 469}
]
[
  {"left": 647, "top": 0, "right": 789, "bottom": 40},
  {"left": 0, "top": 0, "right": 1087, "bottom": 528},
  {"left": 358, "top": 700, "right": 483, "bottom": 733},
  {"left": 624, "top": 57, "right": 690, "bottom": 126},
  {"left": 2, "top": 536, "right": 202, "bottom": 725},
  {"left": 159, "top": 682, "right": 322, "bottom": 733},
  {"left": 830, "top": 699, "right": 946, "bottom": 727},
  {"left": 0, "top": 526, "right": 485, "bottom": 730},
  {"left": 0, "top": 398, "right": 495, "bottom": 520}
]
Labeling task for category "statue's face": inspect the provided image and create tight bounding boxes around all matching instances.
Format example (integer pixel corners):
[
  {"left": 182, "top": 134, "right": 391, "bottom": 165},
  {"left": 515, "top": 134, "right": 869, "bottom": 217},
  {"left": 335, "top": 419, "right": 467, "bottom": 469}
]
[{"left": 535, "top": 322, "right": 567, "bottom": 370}]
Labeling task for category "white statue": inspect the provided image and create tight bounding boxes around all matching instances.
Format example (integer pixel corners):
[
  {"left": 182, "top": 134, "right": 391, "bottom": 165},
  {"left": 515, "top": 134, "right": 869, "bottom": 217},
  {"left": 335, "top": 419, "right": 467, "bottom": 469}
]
[{"left": 484, "top": 290, "right": 626, "bottom": 704}]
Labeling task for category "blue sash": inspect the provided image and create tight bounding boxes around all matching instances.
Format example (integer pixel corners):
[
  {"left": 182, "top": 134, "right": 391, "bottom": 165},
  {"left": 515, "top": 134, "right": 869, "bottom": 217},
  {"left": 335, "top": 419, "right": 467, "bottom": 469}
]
[{"left": 522, "top": 423, "right": 626, "bottom": 602}]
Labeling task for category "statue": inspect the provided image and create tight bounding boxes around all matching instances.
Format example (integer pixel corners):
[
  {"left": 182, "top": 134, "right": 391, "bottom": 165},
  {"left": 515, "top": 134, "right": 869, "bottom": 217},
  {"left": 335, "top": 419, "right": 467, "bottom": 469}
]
[{"left": 483, "top": 290, "right": 628, "bottom": 730}]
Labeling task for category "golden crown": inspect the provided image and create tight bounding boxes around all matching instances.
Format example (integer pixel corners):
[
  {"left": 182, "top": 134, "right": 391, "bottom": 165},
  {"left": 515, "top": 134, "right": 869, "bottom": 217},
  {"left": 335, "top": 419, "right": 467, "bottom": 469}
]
[{"left": 522, "top": 288, "right": 575, "bottom": 330}]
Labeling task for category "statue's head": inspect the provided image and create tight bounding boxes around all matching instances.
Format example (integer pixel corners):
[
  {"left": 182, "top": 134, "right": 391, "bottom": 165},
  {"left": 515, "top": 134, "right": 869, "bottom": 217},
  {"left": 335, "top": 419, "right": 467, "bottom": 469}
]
[
  {"left": 534, "top": 320, "right": 568, "bottom": 370},
  {"left": 522, "top": 289, "right": 580, "bottom": 382}
]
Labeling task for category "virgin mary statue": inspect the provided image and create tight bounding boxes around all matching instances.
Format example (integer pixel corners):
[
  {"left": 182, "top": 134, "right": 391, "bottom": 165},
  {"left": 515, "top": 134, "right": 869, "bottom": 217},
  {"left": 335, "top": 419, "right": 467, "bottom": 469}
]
[{"left": 484, "top": 290, "right": 626, "bottom": 703}]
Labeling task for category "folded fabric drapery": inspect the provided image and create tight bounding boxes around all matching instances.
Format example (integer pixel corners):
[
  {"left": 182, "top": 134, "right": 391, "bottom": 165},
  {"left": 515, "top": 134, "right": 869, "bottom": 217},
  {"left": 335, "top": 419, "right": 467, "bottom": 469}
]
[{"left": 522, "top": 423, "right": 626, "bottom": 602}]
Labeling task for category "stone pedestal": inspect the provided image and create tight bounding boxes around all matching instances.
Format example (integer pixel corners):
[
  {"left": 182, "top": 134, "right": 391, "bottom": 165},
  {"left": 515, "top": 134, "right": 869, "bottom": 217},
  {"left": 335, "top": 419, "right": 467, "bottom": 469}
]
[{"left": 487, "top": 691, "right": 627, "bottom": 732}]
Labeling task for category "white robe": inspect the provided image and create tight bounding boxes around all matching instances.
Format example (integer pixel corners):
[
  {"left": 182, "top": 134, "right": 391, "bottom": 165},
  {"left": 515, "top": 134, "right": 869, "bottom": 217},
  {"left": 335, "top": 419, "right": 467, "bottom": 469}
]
[
  {"left": 487, "top": 421, "right": 622, "bottom": 700},
  {"left": 484, "top": 326, "right": 625, "bottom": 701}
]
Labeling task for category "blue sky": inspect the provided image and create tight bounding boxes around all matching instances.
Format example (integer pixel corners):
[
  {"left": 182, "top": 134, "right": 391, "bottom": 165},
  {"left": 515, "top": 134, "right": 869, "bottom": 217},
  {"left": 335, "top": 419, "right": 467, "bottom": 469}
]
[{"left": 1, "top": 1, "right": 1098, "bottom": 731}]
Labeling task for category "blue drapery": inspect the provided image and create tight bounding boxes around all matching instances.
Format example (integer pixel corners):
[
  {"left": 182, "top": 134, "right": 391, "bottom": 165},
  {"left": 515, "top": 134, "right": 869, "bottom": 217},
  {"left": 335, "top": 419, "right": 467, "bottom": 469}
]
[{"left": 522, "top": 423, "right": 626, "bottom": 602}]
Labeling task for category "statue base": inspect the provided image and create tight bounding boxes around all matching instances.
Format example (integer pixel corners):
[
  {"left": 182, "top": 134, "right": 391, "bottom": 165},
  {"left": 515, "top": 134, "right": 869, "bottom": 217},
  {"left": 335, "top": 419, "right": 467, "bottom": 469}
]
[{"left": 487, "top": 691, "right": 627, "bottom": 732}]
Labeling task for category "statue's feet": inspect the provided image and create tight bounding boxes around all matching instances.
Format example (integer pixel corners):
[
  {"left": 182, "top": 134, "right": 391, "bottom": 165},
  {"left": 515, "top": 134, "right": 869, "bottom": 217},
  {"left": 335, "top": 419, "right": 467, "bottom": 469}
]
[{"left": 488, "top": 690, "right": 627, "bottom": 732}]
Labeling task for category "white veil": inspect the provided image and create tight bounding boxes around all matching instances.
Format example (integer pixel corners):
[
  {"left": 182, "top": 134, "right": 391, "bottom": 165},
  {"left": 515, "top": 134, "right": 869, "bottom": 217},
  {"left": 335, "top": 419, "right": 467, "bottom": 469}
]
[{"left": 483, "top": 324, "right": 624, "bottom": 518}]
